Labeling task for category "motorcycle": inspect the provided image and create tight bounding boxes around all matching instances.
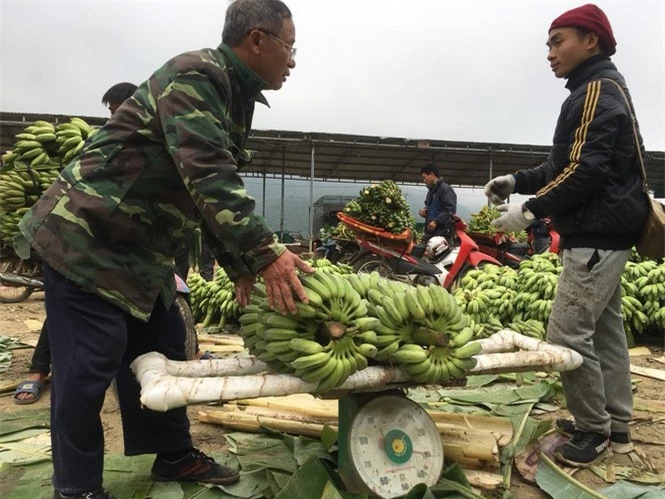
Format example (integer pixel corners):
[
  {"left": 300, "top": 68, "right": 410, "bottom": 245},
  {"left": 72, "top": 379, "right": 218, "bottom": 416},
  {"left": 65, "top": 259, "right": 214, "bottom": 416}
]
[
  {"left": 314, "top": 237, "right": 360, "bottom": 265},
  {"left": 0, "top": 250, "right": 43, "bottom": 303},
  {"left": 337, "top": 213, "right": 502, "bottom": 289},
  {"left": 467, "top": 231, "right": 530, "bottom": 269}
]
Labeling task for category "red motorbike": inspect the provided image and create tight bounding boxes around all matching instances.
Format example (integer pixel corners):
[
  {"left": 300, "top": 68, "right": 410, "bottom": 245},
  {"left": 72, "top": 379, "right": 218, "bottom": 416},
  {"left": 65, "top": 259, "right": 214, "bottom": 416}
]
[
  {"left": 467, "top": 231, "right": 529, "bottom": 269},
  {"left": 337, "top": 213, "right": 501, "bottom": 289}
]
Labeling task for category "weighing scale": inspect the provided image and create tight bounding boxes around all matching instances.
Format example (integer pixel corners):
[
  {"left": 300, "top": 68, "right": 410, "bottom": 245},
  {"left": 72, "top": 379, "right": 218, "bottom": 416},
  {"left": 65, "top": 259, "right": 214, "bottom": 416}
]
[{"left": 337, "top": 390, "right": 444, "bottom": 498}]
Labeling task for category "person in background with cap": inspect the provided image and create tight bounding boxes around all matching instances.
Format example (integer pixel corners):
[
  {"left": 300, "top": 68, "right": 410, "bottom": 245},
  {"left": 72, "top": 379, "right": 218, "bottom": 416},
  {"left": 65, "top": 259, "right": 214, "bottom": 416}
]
[{"left": 484, "top": 4, "right": 648, "bottom": 467}]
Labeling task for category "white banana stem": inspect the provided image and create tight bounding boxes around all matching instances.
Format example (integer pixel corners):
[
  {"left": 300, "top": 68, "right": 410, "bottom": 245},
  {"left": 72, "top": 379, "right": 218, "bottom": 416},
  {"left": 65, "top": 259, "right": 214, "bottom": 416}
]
[
  {"left": 473, "top": 330, "right": 583, "bottom": 373},
  {"left": 132, "top": 330, "right": 582, "bottom": 412}
]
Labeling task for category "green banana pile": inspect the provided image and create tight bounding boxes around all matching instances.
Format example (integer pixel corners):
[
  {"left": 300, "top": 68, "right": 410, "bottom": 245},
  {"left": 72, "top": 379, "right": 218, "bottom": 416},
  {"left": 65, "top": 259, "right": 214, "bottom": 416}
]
[
  {"left": 347, "top": 272, "right": 481, "bottom": 383},
  {"left": 454, "top": 251, "right": 664, "bottom": 344},
  {"left": 0, "top": 168, "right": 59, "bottom": 246},
  {"left": 186, "top": 268, "right": 243, "bottom": 329},
  {"left": 342, "top": 180, "right": 416, "bottom": 234},
  {"left": 454, "top": 266, "right": 519, "bottom": 326},
  {"left": 467, "top": 205, "right": 528, "bottom": 242},
  {"left": 621, "top": 260, "right": 665, "bottom": 338},
  {"left": 453, "top": 255, "right": 560, "bottom": 339},
  {"left": 511, "top": 254, "right": 560, "bottom": 323},
  {"left": 237, "top": 272, "right": 381, "bottom": 392},
  {"left": 1, "top": 118, "right": 97, "bottom": 248}
]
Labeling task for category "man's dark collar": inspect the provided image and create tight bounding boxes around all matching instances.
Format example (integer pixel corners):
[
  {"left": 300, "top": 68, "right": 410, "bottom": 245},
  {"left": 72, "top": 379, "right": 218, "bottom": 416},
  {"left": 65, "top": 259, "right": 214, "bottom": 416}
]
[
  {"left": 565, "top": 55, "right": 614, "bottom": 91},
  {"left": 218, "top": 43, "right": 269, "bottom": 107}
]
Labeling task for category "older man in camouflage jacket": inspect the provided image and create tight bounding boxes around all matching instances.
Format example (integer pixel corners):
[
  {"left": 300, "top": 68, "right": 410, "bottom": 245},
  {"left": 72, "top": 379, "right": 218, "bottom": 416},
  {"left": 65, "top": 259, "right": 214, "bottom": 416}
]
[{"left": 16, "top": 1, "right": 308, "bottom": 498}]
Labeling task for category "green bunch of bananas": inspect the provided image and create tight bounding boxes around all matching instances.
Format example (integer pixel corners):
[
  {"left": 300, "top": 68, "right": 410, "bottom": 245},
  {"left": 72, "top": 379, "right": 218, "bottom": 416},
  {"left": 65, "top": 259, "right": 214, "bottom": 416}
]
[
  {"left": 0, "top": 167, "right": 59, "bottom": 246},
  {"left": 308, "top": 258, "right": 353, "bottom": 275},
  {"left": 237, "top": 271, "right": 381, "bottom": 391},
  {"left": 358, "top": 274, "right": 480, "bottom": 383},
  {"left": 467, "top": 205, "right": 501, "bottom": 236},
  {"left": 506, "top": 319, "right": 546, "bottom": 340},
  {"left": 342, "top": 180, "right": 416, "bottom": 234},
  {"left": 467, "top": 205, "right": 528, "bottom": 242},
  {"left": 475, "top": 317, "right": 505, "bottom": 338},
  {"left": 636, "top": 262, "right": 665, "bottom": 332},
  {"left": 511, "top": 255, "right": 560, "bottom": 324},
  {"left": 186, "top": 268, "right": 244, "bottom": 328},
  {"left": 54, "top": 118, "right": 98, "bottom": 164},
  {"left": 330, "top": 223, "right": 355, "bottom": 241}
]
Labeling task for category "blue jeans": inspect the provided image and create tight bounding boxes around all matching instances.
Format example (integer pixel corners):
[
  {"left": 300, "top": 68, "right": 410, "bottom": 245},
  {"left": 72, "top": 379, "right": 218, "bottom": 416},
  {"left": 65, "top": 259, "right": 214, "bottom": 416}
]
[{"left": 44, "top": 264, "right": 192, "bottom": 494}]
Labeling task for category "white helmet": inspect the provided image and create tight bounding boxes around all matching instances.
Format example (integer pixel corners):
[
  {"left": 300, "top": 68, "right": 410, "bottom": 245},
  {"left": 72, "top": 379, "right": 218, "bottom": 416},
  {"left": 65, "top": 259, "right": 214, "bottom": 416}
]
[{"left": 426, "top": 236, "right": 450, "bottom": 261}]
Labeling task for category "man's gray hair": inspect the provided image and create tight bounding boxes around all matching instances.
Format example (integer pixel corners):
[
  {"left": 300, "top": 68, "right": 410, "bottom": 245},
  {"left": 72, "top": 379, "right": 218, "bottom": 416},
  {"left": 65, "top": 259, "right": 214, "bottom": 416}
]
[{"left": 222, "top": 0, "right": 292, "bottom": 47}]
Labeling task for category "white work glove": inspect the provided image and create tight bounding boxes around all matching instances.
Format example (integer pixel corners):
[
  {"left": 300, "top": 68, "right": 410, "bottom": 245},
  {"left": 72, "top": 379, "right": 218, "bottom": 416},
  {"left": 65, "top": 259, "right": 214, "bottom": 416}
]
[
  {"left": 484, "top": 174, "right": 516, "bottom": 205},
  {"left": 491, "top": 203, "right": 532, "bottom": 233}
]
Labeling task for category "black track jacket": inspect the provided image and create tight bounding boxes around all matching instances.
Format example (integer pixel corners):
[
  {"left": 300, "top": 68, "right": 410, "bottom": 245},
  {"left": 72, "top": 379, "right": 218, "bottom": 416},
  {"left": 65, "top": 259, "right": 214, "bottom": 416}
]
[{"left": 517, "top": 56, "right": 649, "bottom": 250}]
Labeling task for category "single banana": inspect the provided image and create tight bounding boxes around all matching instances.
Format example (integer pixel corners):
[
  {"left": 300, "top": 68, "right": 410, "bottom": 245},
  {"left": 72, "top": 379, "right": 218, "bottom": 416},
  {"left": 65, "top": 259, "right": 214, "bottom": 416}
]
[
  {"left": 374, "top": 339, "right": 401, "bottom": 362},
  {"left": 263, "top": 328, "right": 300, "bottom": 341},
  {"left": 300, "top": 355, "right": 338, "bottom": 383},
  {"left": 291, "top": 350, "right": 331, "bottom": 370},
  {"left": 404, "top": 288, "right": 426, "bottom": 321},
  {"left": 289, "top": 337, "right": 325, "bottom": 354},
  {"left": 392, "top": 345, "right": 429, "bottom": 364},
  {"left": 452, "top": 341, "right": 482, "bottom": 359}
]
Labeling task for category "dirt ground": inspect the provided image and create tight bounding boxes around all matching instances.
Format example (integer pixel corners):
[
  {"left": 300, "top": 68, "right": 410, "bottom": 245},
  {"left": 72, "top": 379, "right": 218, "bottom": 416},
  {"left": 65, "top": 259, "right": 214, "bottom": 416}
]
[{"left": 1, "top": 293, "right": 664, "bottom": 498}]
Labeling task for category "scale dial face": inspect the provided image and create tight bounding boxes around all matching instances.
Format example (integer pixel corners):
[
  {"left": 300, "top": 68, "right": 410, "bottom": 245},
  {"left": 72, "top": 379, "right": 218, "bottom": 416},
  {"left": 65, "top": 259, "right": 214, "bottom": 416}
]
[{"left": 347, "top": 395, "right": 443, "bottom": 498}]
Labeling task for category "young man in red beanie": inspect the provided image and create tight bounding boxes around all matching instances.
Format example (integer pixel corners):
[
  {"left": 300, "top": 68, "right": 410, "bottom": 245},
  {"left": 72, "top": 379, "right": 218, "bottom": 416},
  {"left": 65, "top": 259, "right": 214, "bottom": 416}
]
[{"left": 485, "top": 4, "right": 649, "bottom": 467}]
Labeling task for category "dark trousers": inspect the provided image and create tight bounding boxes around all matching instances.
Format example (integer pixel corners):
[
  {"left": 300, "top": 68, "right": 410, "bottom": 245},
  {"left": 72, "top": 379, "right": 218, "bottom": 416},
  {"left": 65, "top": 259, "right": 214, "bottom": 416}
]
[
  {"left": 44, "top": 264, "right": 192, "bottom": 495},
  {"left": 28, "top": 320, "right": 51, "bottom": 376}
]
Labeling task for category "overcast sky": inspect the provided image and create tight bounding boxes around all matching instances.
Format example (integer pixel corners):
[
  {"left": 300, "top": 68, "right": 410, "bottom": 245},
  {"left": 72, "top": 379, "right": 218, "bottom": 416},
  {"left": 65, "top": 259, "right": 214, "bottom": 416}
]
[{"left": 1, "top": 0, "right": 664, "bottom": 150}]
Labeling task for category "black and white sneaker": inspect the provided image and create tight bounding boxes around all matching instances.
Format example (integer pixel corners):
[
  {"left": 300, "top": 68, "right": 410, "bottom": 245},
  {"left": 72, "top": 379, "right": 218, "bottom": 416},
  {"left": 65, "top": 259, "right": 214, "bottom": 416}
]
[
  {"left": 556, "top": 419, "right": 634, "bottom": 454},
  {"left": 553, "top": 430, "right": 611, "bottom": 467}
]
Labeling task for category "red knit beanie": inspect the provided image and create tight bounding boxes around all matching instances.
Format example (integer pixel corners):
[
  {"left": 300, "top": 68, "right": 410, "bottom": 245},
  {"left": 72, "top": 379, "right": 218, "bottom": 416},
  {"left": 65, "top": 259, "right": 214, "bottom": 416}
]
[{"left": 550, "top": 4, "right": 616, "bottom": 55}]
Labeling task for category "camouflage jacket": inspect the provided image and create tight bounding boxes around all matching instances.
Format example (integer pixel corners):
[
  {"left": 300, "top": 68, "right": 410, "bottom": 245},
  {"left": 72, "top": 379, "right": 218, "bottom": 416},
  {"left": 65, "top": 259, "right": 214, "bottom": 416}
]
[{"left": 17, "top": 43, "right": 285, "bottom": 321}]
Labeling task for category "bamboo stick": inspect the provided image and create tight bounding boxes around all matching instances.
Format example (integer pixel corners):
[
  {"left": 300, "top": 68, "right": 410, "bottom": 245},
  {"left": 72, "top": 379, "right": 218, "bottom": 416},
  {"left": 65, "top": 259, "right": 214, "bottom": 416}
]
[
  {"left": 440, "top": 439, "right": 499, "bottom": 463},
  {"left": 197, "top": 344, "right": 244, "bottom": 353},
  {"left": 216, "top": 405, "right": 338, "bottom": 426},
  {"left": 197, "top": 333, "right": 245, "bottom": 345},
  {"left": 236, "top": 394, "right": 339, "bottom": 419},
  {"left": 197, "top": 410, "right": 334, "bottom": 439},
  {"left": 630, "top": 364, "right": 665, "bottom": 382}
]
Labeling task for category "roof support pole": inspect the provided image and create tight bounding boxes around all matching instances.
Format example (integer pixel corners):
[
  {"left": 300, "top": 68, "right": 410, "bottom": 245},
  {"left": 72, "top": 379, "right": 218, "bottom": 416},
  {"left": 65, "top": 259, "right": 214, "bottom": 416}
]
[
  {"left": 262, "top": 167, "right": 266, "bottom": 218},
  {"left": 487, "top": 148, "right": 493, "bottom": 206},
  {"left": 308, "top": 144, "right": 315, "bottom": 252},
  {"left": 279, "top": 147, "right": 285, "bottom": 243}
]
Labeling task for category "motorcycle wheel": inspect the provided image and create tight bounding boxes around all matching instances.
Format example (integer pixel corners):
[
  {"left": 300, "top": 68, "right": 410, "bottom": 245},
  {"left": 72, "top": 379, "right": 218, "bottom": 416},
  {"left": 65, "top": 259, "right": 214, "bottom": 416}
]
[
  {"left": 353, "top": 255, "right": 393, "bottom": 278},
  {"left": 176, "top": 294, "right": 198, "bottom": 361},
  {"left": 335, "top": 247, "right": 358, "bottom": 265},
  {"left": 0, "top": 257, "right": 35, "bottom": 303},
  {"left": 0, "top": 284, "right": 34, "bottom": 303}
]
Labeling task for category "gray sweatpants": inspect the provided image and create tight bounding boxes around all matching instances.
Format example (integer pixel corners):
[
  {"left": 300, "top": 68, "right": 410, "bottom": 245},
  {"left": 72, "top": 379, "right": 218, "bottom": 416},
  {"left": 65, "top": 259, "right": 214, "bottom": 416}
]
[{"left": 546, "top": 247, "right": 632, "bottom": 436}]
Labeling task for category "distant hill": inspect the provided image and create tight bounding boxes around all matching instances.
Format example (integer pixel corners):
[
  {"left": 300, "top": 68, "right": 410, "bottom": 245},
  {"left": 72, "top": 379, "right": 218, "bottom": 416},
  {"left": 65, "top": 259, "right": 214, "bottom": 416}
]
[{"left": 241, "top": 176, "right": 495, "bottom": 237}]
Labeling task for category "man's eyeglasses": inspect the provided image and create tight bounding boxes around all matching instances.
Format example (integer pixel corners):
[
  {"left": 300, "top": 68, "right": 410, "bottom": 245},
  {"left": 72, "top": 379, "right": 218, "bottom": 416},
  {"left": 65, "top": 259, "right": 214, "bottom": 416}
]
[{"left": 255, "top": 29, "right": 297, "bottom": 59}]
